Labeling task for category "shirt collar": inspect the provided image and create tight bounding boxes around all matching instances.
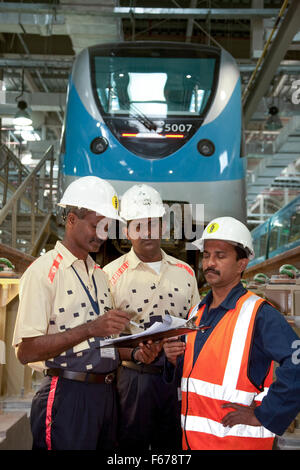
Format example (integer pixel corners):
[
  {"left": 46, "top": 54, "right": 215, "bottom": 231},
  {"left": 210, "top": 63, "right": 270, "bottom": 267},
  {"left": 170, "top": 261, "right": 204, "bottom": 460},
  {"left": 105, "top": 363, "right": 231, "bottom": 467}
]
[
  {"left": 200, "top": 282, "right": 247, "bottom": 311},
  {"left": 127, "top": 247, "right": 177, "bottom": 269},
  {"left": 54, "top": 240, "right": 95, "bottom": 271}
]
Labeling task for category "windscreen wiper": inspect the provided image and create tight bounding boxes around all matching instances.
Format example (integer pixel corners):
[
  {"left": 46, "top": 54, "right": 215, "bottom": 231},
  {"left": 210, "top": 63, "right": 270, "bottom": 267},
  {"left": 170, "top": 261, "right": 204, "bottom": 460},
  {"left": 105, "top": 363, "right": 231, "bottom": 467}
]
[{"left": 129, "top": 102, "right": 157, "bottom": 132}]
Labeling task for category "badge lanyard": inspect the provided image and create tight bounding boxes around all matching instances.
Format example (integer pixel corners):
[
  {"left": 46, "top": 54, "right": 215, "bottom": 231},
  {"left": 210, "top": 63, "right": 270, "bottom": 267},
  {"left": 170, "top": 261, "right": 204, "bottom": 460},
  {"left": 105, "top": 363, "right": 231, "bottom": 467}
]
[
  {"left": 71, "top": 265, "right": 116, "bottom": 360},
  {"left": 71, "top": 265, "right": 100, "bottom": 316}
]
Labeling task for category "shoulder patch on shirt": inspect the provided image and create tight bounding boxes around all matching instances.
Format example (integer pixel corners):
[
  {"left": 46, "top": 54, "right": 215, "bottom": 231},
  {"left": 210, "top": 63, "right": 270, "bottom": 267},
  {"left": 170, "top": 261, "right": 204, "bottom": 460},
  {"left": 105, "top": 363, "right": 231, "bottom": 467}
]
[
  {"left": 110, "top": 261, "right": 129, "bottom": 285},
  {"left": 176, "top": 263, "right": 194, "bottom": 277},
  {"left": 48, "top": 253, "right": 63, "bottom": 283}
]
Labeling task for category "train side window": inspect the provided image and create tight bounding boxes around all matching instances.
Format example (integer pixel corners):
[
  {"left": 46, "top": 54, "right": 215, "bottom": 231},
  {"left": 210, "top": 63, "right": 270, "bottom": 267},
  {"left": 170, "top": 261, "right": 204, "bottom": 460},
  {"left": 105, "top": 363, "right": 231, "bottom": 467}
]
[
  {"left": 253, "top": 238, "right": 260, "bottom": 258},
  {"left": 289, "top": 212, "right": 300, "bottom": 243},
  {"left": 279, "top": 215, "right": 290, "bottom": 247},
  {"left": 259, "top": 232, "right": 268, "bottom": 257},
  {"left": 269, "top": 225, "right": 280, "bottom": 254}
]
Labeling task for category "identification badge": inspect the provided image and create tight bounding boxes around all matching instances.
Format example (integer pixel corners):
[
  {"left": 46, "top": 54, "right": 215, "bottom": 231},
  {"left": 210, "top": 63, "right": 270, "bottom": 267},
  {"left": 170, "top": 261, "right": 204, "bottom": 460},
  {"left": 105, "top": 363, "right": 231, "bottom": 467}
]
[{"left": 99, "top": 342, "right": 116, "bottom": 360}]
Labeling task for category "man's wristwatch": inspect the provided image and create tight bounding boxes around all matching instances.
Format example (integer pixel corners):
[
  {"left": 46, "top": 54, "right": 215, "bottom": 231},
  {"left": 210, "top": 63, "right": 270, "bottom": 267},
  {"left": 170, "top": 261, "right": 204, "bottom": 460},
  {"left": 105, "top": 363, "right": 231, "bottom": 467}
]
[{"left": 131, "top": 346, "right": 142, "bottom": 365}]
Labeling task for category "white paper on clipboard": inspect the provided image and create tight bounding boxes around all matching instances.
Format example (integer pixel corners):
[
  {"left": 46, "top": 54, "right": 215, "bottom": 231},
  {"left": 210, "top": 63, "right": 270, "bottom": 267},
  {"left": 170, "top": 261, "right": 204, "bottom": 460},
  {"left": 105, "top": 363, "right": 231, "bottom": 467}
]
[{"left": 99, "top": 314, "right": 198, "bottom": 348}]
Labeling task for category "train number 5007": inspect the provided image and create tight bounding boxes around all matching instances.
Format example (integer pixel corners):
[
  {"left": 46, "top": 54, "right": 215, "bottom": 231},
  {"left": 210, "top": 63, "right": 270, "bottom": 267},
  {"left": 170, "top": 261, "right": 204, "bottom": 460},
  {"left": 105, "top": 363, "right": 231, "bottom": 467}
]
[{"left": 164, "top": 123, "right": 192, "bottom": 133}]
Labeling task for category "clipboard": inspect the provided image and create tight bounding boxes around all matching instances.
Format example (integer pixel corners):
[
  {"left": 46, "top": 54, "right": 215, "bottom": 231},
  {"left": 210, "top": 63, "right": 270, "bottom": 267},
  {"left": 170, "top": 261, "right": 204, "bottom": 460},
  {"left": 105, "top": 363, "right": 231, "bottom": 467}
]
[
  {"left": 99, "top": 323, "right": 211, "bottom": 348},
  {"left": 98, "top": 314, "right": 210, "bottom": 348},
  {"left": 103, "top": 326, "right": 200, "bottom": 348}
]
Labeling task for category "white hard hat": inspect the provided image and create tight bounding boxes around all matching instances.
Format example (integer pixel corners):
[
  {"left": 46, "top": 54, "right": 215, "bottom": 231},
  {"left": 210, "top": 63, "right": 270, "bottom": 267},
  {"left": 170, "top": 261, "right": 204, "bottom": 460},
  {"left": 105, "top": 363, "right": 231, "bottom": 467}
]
[
  {"left": 120, "top": 184, "right": 165, "bottom": 221},
  {"left": 193, "top": 216, "right": 255, "bottom": 260},
  {"left": 57, "top": 176, "right": 123, "bottom": 221}
]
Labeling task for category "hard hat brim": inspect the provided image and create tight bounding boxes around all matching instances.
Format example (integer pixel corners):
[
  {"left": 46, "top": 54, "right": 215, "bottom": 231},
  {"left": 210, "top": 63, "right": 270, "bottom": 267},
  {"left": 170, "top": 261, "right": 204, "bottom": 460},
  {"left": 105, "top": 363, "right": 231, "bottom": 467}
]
[
  {"left": 193, "top": 237, "right": 254, "bottom": 260},
  {"left": 57, "top": 202, "right": 125, "bottom": 223}
]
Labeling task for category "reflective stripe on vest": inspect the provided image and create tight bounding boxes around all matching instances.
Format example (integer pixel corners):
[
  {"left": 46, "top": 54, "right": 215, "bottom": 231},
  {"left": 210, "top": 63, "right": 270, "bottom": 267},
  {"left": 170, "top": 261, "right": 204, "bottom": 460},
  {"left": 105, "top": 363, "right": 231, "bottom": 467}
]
[{"left": 181, "top": 292, "right": 275, "bottom": 450}]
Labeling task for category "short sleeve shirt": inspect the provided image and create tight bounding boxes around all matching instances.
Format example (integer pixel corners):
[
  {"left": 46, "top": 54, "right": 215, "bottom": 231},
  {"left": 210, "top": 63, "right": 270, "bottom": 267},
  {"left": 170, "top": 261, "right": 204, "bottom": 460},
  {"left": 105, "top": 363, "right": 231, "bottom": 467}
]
[
  {"left": 103, "top": 248, "right": 200, "bottom": 335},
  {"left": 12, "top": 241, "right": 119, "bottom": 373}
]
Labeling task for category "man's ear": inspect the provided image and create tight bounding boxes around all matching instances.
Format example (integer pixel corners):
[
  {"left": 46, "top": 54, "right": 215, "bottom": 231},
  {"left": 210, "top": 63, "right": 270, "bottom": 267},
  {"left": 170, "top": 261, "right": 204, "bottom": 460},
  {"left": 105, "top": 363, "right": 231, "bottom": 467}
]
[
  {"left": 238, "top": 257, "right": 249, "bottom": 274},
  {"left": 66, "top": 212, "right": 77, "bottom": 227}
]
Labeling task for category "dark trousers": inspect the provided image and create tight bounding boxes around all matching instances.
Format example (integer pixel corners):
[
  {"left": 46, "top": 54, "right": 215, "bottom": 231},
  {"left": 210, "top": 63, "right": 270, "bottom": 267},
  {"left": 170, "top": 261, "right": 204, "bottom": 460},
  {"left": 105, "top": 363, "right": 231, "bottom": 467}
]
[
  {"left": 117, "top": 366, "right": 182, "bottom": 451},
  {"left": 30, "top": 376, "right": 118, "bottom": 450}
]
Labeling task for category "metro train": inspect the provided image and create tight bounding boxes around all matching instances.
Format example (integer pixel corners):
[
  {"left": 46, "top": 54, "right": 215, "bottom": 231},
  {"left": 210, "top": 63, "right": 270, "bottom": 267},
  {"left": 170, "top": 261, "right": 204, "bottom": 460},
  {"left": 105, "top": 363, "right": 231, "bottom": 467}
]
[
  {"left": 59, "top": 41, "right": 246, "bottom": 229},
  {"left": 248, "top": 194, "right": 300, "bottom": 268}
]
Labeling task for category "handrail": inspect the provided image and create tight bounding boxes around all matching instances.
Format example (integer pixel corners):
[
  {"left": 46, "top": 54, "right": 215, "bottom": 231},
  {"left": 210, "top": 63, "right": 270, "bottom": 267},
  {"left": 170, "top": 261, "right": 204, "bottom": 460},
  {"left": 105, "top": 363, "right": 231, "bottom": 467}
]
[
  {"left": 0, "top": 145, "right": 54, "bottom": 224},
  {"left": 0, "top": 144, "right": 58, "bottom": 254},
  {"left": 0, "top": 143, "right": 29, "bottom": 175},
  {"left": 0, "top": 144, "right": 30, "bottom": 208}
]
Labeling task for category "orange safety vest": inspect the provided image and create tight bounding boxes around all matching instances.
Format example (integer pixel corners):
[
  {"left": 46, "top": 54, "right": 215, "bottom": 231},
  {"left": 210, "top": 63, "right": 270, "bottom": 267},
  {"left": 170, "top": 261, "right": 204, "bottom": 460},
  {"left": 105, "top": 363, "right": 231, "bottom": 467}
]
[{"left": 181, "top": 291, "right": 275, "bottom": 450}]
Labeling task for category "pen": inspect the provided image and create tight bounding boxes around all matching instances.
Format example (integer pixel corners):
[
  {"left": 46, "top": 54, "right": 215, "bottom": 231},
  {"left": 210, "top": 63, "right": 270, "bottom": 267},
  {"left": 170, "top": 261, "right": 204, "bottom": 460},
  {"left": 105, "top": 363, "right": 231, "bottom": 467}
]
[{"left": 130, "top": 320, "right": 144, "bottom": 330}]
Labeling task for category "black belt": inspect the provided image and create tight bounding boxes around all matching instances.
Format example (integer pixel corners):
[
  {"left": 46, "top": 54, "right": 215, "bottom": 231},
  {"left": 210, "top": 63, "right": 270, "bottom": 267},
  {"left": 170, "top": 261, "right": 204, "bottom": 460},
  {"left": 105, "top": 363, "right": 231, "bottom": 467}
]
[
  {"left": 121, "top": 361, "right": 163, "bottom": 375},
  {"left": 46, "top": 368, "right": 116, "bottom": 384}
]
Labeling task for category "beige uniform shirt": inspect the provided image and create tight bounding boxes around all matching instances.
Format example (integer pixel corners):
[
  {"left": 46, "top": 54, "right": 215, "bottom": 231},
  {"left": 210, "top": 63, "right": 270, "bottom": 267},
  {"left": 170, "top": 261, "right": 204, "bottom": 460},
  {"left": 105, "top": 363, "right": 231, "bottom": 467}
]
[
  {"left": 13, "top": 241, "right": 118, "bottom": 373},
  {"left": 103, "top": 248, "right": 200, "bottom": 335}
]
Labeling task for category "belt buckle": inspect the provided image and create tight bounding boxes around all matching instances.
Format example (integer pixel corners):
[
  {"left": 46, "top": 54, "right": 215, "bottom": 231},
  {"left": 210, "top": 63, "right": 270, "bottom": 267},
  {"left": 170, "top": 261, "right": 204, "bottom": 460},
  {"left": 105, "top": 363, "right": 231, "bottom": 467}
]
[{"left": 105, "top": 372, "right": 115, "bottom": 384}]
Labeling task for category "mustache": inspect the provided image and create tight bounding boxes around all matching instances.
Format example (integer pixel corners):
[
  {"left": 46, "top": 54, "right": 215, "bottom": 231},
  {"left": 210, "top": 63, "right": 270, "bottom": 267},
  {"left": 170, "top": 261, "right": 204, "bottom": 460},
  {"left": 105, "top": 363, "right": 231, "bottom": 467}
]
[{"left": 203, "top": 268, "right": 220, "bottom": 276}]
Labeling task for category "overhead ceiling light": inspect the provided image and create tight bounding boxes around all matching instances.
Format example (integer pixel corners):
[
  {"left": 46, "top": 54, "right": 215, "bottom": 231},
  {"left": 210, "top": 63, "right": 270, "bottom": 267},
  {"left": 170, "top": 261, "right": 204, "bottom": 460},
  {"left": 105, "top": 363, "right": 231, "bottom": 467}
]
[
  {"left": 265, "top": 106, "right": 282, "bottom": 131},
  {"left": 13, "top": 100, "right": 32, "bottom": 127}
]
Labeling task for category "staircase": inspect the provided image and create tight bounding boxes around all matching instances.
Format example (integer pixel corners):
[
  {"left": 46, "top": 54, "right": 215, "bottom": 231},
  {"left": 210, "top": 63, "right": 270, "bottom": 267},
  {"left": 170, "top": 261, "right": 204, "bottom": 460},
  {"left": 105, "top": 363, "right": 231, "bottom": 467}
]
[{"left": 0, "top": 144, "right": 61, "bottom": 257}]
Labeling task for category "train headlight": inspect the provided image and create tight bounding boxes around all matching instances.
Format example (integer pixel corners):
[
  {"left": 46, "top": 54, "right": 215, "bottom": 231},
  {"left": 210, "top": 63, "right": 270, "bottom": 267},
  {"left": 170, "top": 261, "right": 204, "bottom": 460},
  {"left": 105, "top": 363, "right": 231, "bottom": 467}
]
[
  {"left": 197, "top": 139, "right": 215, "bottom": 156},
  {"left": 90, "top": 137, "right": 108, "bottom": 154}
]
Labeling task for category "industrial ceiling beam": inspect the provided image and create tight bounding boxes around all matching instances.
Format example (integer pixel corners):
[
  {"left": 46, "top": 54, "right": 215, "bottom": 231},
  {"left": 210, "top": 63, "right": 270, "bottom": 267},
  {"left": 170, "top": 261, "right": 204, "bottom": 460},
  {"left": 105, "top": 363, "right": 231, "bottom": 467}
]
[
  {"left": 243, "top": 0, "right": 300, "bottom": 126},
  {"left": 185, "top": 0, "right": 197, "bottom": 43},
  {"left": 0, "top": 91, "right": 66, "bottom": 113},
  {"left": 113, "top": 7, "right": 279, "bottom": 20},
  {"left": 0, "top": 56, "right": 73, "bottom": 69},
  {"left": 0, "top": 3, "right": 280, "bottom": 19}
]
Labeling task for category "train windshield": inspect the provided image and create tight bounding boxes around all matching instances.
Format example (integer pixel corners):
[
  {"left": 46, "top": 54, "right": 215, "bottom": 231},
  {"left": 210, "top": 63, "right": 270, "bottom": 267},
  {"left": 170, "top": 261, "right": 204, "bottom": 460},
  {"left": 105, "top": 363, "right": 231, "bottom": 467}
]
[
  {"left": 93, "top": 57, "right": 216, "bottom": 117},
  {"left": 90, "top": 45, "right": 220, "bottom": 159}
]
